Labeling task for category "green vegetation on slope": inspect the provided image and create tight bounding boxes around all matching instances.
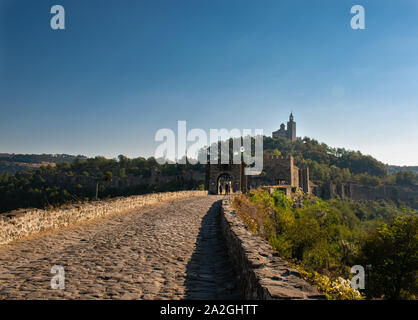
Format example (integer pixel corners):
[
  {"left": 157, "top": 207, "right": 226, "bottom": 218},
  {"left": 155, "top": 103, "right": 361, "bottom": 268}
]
[
  {"left": 232, "top": 189, "right": 417, "bottom": 299},
  {"left": 264, "top": 136, "right": 418, "bottom": 186},
  {"left": 223, "top": 135, "right": 417, "bottom": 189},
  {"left": 263, "top": 136, "right": 418, "bottom": 209},
  {"left": 0, "top": 155, "right": 205, "bottom": 213}
]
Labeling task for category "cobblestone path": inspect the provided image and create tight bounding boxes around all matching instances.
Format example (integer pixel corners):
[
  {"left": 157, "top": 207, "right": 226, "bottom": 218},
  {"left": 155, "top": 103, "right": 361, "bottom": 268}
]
[{"left": 0, "top": 196, "right": 242, "bottom": 300}]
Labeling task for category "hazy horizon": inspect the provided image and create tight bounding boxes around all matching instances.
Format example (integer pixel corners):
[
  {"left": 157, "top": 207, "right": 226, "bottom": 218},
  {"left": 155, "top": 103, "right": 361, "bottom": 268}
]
[{"left": 1, "top": 130, "right": 416, "bottom": 168}]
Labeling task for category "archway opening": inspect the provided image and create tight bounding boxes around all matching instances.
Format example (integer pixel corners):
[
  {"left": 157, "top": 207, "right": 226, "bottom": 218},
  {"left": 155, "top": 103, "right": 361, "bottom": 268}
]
[{"left": 217, "top": 174, "right": 234, "bottom": 195}]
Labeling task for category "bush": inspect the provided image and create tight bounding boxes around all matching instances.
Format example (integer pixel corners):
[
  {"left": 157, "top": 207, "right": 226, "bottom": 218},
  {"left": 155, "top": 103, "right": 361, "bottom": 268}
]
[
  {"left": 358, "top": 215, "right": 418, "bottom": 299},
  {"left": 295, "top": 266, "right": 363, "bottom": 300},
  {"left": 395, "top": 171, "right": 417, "bottom": 186}
]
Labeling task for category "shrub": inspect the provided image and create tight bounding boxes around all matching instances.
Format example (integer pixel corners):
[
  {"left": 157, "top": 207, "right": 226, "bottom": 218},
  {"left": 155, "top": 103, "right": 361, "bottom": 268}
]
[
  {"left": 358, "top": 215, "right": 418, "bottom": 299},
  {"left": 295, "top": 266, "right": 363, "bottom": 300}
]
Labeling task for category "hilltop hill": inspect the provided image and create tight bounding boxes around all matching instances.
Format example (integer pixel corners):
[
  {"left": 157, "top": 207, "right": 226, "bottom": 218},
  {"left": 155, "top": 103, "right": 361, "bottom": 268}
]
[
  {"left": 263, "top": 136, "right": 388, "bottom": 184},
  {"left": 385, "top": 164, "right": 418, "bottom": 175}
]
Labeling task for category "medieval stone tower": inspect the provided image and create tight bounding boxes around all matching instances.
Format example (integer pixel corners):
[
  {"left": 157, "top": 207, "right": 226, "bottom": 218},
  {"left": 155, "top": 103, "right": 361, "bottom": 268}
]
[{"left": 272, "top": 113, "right": 296, "bottom": 141}]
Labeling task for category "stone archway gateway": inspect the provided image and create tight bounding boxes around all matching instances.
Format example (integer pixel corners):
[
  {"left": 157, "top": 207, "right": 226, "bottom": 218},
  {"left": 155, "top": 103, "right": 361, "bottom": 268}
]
[
  {"left": 205, "top": 163, "right": 247, "bottom": 195},
  {"left": 217, "top": 173, "right": 233, "bottom": 195}
]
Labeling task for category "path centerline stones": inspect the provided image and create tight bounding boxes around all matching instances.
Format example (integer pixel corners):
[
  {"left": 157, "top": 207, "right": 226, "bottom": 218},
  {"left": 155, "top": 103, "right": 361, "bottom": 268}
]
[{"left": 0, "top": 196, "right": 242, "bottom": 300}]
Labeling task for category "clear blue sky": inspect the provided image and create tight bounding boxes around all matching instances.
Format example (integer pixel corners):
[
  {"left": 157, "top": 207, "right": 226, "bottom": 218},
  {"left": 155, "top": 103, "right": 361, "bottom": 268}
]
[{"left": 0, "top": 0, "right": 417, "bottom": 165}]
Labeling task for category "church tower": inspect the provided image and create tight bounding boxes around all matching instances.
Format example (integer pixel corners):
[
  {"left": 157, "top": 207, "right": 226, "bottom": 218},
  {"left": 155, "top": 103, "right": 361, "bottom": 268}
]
[
  {"left": 287, "top": 113, "right": 296, "bottom": 141},
  {"left": 272, "top": 112, "right": 297, "bottom": 141}
]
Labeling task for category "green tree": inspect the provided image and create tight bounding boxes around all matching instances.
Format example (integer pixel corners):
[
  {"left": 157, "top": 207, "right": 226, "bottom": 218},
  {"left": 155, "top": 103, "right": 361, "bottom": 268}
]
[
  {"left": 119, "top": 168, "right": 127, "bottom": 179},
  {"left": 395, "top": 171, "right": 416, "bottom": 186},
  {"left": 359, "top": 215, "right": 418, "bottom": 299}
]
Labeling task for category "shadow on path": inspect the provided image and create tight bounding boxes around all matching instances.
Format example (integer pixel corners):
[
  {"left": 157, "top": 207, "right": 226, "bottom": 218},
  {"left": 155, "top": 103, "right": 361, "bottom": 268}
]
[{"left": 184, "top": 200, "right": 243, "bottom": 299}]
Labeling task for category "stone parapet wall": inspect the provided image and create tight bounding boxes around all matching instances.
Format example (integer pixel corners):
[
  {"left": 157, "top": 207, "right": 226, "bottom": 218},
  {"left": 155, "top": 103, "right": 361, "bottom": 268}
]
[
  {"left": 220, "top": 198, "right": 324, "bottom": 299},
  {"left": 0, "top": 190, "right": 207, "bottom": 245}
]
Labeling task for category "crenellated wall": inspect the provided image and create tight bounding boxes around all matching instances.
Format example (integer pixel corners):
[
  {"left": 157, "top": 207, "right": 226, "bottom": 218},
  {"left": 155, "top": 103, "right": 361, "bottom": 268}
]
[
  {"left": 0, "top": 190, "right": 207, "bottom": 245},
  {"left": 219, "top": 198, "right": 324, "bottom": 299}
]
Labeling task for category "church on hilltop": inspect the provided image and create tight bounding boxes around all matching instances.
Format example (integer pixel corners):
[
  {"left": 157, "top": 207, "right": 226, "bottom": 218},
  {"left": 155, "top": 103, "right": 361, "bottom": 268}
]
[
  {"left": 272, "top": 113, "right": 296, "bottom": 141},
  {"left": 206, "top": 112, "right": 314, "bottom": 196}
]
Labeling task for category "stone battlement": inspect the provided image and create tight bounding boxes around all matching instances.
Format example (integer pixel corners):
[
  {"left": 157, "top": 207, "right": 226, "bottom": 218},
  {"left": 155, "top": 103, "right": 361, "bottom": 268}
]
[{"left": 220, "top": 198, "right": 324, "bottom": 299}]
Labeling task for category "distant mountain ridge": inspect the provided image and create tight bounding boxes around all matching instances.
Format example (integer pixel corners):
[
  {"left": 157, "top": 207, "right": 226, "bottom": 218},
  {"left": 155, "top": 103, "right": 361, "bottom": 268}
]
[
  {"left": 385, "top": 164, "right": 418, "bottom": 175},
  {"left": 0, "top": 153, "right": 87, "bottom": 175}
]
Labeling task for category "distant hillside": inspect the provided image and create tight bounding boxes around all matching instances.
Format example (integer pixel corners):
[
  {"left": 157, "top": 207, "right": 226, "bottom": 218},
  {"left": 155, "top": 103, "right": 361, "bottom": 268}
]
[
  {"left": 0, "top": 153, "right": 88, "bottom": 175},
  {"left": 0, "top": 155, "right": 205, "bottom": 213},
  {"left": 263, "top": 136, "right": 388, "bottom": 183},
  {"left": 385, "top": 164, "right": 418, "bottom": 175}
]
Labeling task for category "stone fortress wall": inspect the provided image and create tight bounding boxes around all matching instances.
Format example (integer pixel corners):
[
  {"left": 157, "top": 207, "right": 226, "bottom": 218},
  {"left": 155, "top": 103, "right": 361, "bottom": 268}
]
[
  {"left": 220, "top": 198, "right": 324, "bottom": 299},
  {"left": 206, "top": 163, "right": 247, "bottom": 195},
  {"left": 248, "top": 154, "right": 311, "bottom": 194},
  {"left": 0, "top": 190, "right": 207, "bottom": 245}
]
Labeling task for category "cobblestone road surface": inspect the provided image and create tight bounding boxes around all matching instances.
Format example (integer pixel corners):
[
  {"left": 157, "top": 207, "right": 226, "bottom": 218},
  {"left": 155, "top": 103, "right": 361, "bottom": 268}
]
[{"left": 0, "top": 196, "right": 242, "bottom": 300}]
